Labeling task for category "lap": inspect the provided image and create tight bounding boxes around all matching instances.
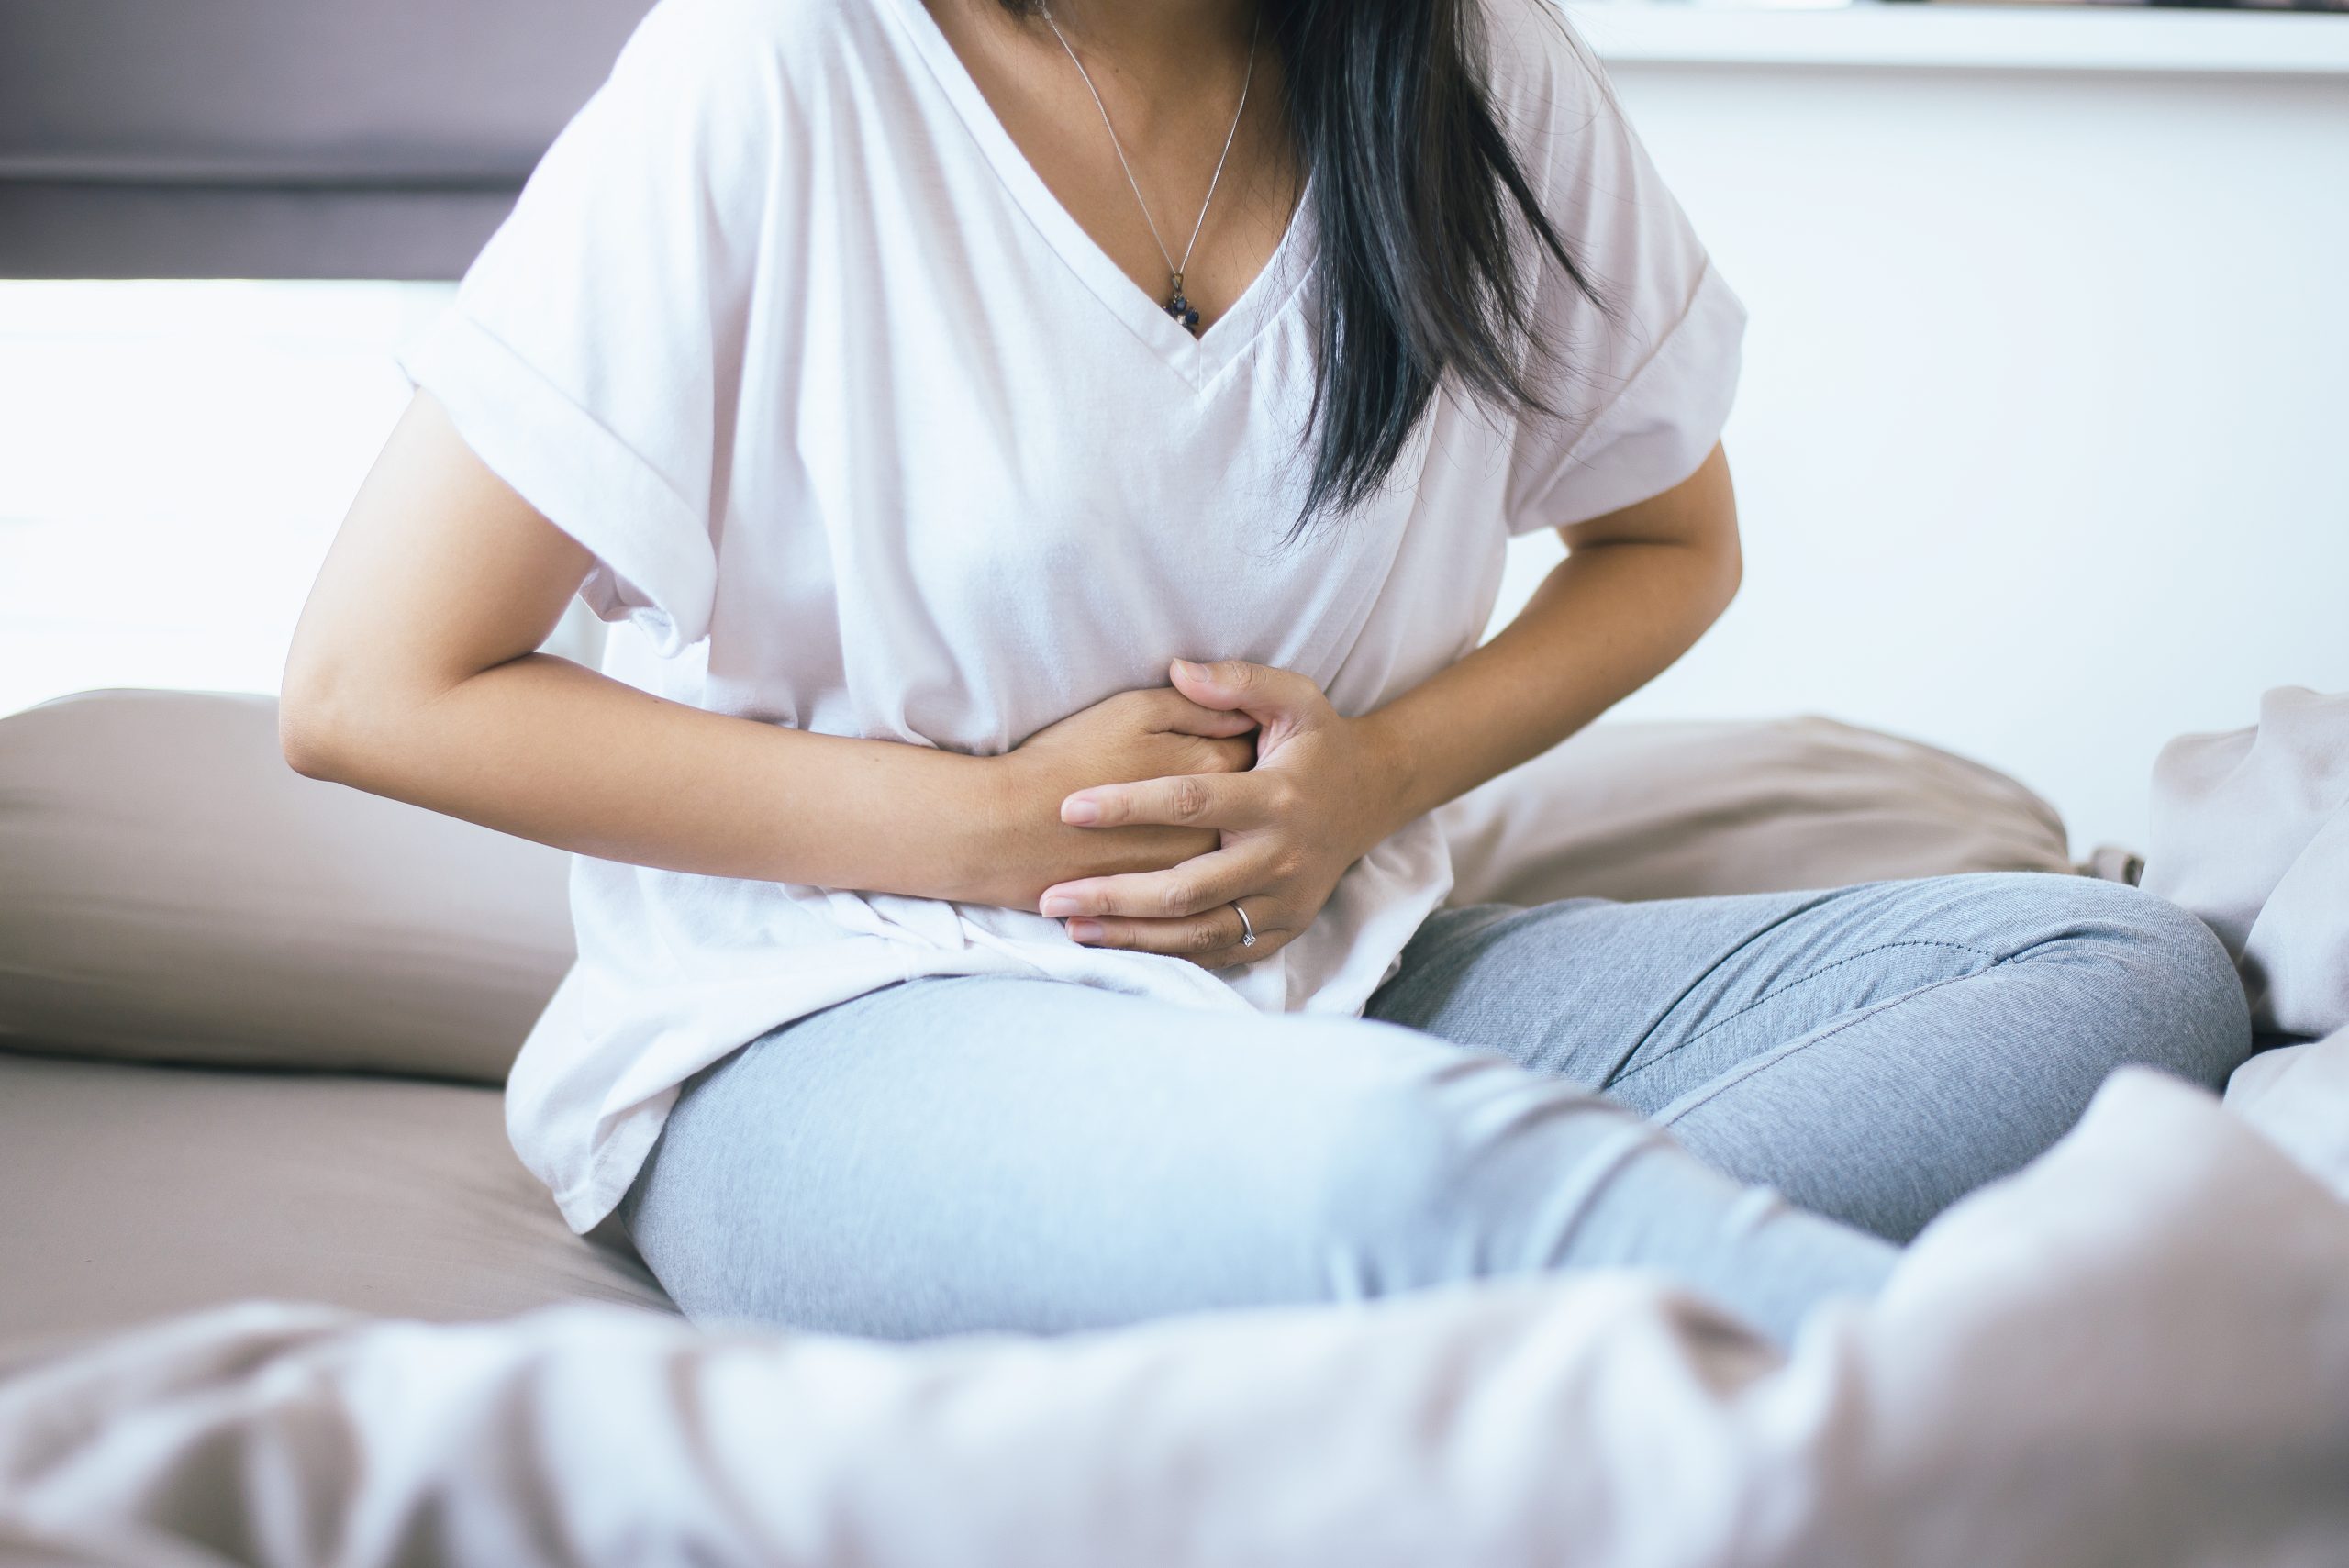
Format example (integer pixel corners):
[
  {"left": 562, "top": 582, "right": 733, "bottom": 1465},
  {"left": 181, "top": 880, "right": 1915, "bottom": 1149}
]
[
  {"left": 620, "top": 976, "right": 1622, "bottom": 1337},
  {"left": 622, "top": 872, "right": 2247, "bottom": 1330}
]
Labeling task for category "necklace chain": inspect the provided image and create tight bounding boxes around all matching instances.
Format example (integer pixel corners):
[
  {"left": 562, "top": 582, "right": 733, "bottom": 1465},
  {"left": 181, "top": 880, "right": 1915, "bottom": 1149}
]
[{"left": 1038, "top": 1, "right": 1259, "bottom": 332}]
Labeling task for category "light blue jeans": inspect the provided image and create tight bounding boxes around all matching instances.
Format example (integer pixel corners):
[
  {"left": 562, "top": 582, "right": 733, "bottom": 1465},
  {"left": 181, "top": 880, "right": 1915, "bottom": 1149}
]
[{"left": 620, "top": 873, "right": 2252, "bottom": 1345}]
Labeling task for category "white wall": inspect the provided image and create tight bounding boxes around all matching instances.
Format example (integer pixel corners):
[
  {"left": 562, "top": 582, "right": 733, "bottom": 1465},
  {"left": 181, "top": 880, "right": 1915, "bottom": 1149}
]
[
  {"left": 1502, "top": 26, "right": 2349, "bottom": 854},
  {"left": 0, "top": 282, "right": 449, "bottom": 718},
  {"left": 0, "top": 281, "right": 615, "bottom": 721},
  {"left": 9, "top": 19, "right": 2343, "bottom": 861}
]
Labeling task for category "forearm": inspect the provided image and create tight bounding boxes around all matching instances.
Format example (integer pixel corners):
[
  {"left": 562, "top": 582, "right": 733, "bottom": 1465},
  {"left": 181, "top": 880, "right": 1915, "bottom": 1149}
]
[
  {"left": 1358, "top": 529, "right": 1740, "bottom": 840},
  {"left": 291, "top": 393, "right": 1264, "bottom": 906},
  {"left": 1030, "top": 522, "right": 1738, "bottom": 965},
  {"left": 285, "top": 651, "right": 1012, "bottom": 900},
  {"left": 963, "top": 453, "right": 1742, "bottom": 963}
]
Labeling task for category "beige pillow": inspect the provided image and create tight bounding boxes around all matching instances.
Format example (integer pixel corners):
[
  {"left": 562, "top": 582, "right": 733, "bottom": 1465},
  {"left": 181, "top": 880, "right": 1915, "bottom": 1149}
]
[
  {"left": 0, "top": 1051, "right": 674, "bottom": 1343},
  {"left": 0, "top": 693, "right": 2072, "bottom": 1088},
  {"left": 0, "top": 688, "right": 572, "bottom": 1085},
  {"left": 1440, "top": 716, "right": 2074, "bottom": 908}
]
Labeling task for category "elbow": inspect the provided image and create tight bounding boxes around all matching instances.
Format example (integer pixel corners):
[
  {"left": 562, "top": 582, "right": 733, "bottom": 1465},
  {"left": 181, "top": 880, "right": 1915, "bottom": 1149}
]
[
  {"left": 281, "top": 633, "right": 484, "bottom": 787},
  {"left": 278, "top": 652, "right": 359, "bottom": 783},
  {"left": 1698, "top": 442, "right": 1742, "bottom": 621},
  {"left": 279, "top": 637, "right": 412, "bottom": 785},
  {"left": 1689, "top": 516, "right": 1742, "bottom": 632},
  {"left": 279, "top": 717, "right": 344, "bottom": 784},
  {"left": 1715, "top": 530, "right": 1744, "bottom": 617}
]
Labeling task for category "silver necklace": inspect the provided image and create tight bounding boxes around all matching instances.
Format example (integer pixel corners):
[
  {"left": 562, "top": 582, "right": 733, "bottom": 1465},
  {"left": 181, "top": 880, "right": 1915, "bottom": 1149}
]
[{"left": 1039, "top": 2, "right": 1260, "bottom": 335}]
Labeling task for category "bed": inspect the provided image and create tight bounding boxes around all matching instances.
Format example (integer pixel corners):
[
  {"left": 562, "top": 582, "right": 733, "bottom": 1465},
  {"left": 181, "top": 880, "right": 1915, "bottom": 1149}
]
[
  {"left": 4, "top": 687, "right": 2346, "bottom": 1566},
  {"left": 0, "top": 685, "right": 2084, "bottom": 1343},
  {"left": 9, "top": 0, "right": 2347, "bottom": 1553}
]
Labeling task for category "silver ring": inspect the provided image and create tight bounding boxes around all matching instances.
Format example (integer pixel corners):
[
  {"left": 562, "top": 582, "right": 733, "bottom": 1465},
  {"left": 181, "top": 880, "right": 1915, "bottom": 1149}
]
[{"left": 1232, "top": 901, "right": 1257, "bottom": 948}]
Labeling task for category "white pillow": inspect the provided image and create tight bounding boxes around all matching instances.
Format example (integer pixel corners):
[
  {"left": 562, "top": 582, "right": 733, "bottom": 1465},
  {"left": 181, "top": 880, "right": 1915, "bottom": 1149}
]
[{"left": 0, "top": 693, "right": 2073, "bottom": 1086}]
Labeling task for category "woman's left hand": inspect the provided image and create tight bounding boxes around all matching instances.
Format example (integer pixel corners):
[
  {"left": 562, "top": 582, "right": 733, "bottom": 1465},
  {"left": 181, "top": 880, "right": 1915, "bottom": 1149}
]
[{"left": 1038, "top": 659, "right": 1407, "bottom": 968}]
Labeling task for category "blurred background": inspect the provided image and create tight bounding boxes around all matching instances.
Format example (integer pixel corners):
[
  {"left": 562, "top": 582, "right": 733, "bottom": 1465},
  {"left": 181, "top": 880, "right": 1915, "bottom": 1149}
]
[{"left": 3, "top": 0, "right": 2344, "bottom": 854}]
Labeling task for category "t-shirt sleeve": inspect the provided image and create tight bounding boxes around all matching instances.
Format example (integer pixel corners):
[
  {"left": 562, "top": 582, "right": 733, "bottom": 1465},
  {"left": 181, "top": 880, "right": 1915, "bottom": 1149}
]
[
  {"left": 1490, "top": 6, "right": 1748, "bottom": 536},
  {"left": 398, "top": 0, "right": 776, "bottom": 654}
]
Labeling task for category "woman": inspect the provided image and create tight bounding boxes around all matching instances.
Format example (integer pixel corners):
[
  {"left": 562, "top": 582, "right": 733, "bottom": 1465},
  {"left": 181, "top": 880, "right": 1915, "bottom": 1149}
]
[{"left": 284, "top": 0, "right": 2250, "bottom": 1346}]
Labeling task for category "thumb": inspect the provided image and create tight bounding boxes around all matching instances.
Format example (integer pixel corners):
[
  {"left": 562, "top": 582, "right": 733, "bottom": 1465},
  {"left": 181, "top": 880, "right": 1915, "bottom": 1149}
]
[{"left": 1170, "top": 659, "right": 1315, "bottom": 725}]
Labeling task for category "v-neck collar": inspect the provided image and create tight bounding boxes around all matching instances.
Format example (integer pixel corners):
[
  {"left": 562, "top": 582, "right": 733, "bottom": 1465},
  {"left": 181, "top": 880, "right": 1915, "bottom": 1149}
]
[{"left": 879, "top": 0, "right": 1317, "bottom": 393}]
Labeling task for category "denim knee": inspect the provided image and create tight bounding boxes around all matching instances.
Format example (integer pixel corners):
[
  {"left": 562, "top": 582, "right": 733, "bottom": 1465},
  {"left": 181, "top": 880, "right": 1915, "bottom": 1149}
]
[
  {"left": 2119, "top": 887, "right": 2254, "bottom": 1086},
  {"left": 1305, "top": 1070, "right": 1490, "bottom": 1296},
  {"left": 2030, "top": 877, "right": 2254, "bottom": 1090},
  {"left": 1297, "top": 1038, "right": 1622, "bottom": 1296}
]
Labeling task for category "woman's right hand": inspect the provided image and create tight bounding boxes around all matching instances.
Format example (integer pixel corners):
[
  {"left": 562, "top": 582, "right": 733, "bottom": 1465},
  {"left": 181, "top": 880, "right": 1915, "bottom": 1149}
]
[{"left": 973, "top": 688, "right": 1257, "bottom": 911}]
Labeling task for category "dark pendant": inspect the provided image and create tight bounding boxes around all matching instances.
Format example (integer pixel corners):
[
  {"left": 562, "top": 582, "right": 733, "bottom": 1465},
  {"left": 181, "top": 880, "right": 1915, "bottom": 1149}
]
[{"left": 1164, "top": 272, "right": 1201, "bottom": 335}]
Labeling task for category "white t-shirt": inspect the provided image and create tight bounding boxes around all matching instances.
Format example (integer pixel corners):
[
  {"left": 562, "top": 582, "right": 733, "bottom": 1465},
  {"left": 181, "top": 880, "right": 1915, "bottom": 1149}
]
[{"left": 404, "top": 0, "right": 1746, "bottom": 1232}]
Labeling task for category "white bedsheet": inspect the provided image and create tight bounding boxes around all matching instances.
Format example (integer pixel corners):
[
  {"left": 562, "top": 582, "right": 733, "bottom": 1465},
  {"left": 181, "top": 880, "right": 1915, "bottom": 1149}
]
[{"left": 4, "top": 1064, "right": 2345, "bottom": 1568}]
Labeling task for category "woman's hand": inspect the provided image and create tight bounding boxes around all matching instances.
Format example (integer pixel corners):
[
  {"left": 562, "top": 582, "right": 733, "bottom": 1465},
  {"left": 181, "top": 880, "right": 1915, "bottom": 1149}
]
[
  {"left": 970, "top": 687, "right": 1259, "bottom": 910},
  {"left": 1037, "top": 660, "right": 1409, "bottom": 967}
]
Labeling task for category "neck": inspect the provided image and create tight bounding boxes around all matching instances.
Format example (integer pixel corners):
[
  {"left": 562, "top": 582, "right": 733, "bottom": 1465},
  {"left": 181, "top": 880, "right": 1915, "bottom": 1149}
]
[{"left": 1030, "top": 0, "right": 1256, "bottom": 65}]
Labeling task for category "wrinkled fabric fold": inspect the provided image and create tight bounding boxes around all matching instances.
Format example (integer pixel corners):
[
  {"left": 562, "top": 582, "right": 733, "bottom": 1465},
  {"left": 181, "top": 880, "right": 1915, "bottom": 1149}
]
[
  {"left": 3, "top": 1071, "right": 2344, "bottom": 1568},
  {"left": 2143, "top": 684, "right": 2349, "bottom": 1040}
]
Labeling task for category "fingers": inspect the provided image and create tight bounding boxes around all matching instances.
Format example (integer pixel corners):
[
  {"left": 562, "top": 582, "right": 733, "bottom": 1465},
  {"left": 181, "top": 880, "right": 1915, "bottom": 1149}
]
[
  {"left": 1040, "top": 847, "right": 1256, "bottom": 921},
  {"left": 1063, "top": 897, "right": 1280, "bottom": 968},
  {"left": 1168, "top": 658, "right": 1318, "bottom": 720},
  {"left": 1137, "top": 685, "right": 1259, "bottom": 739},
  {"left": 1195, "top": 735, "right": 1257, "bottom": 774},
  {"left": 1061, "top": 772, "right": 1278, "bottom": 830}
]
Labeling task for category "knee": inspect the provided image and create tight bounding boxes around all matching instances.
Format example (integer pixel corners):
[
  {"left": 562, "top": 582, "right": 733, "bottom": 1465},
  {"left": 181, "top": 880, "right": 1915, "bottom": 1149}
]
[
  {"left": 2021, "top": 877, "right": 2253, "bottom": 1090},
  {"left": 2117, "top": 887, "right": 2254, "bottom": 1087},
  {"left": 1297, "top": 1040, "right": 1595, "bottom": 1296},
  {"left": 1307, "top": 1079, "right": 1480, "bottom": 1296}
]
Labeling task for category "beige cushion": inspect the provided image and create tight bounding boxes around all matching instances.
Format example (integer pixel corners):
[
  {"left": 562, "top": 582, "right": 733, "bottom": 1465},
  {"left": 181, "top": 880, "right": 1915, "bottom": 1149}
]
[
  {"left": 0, "top": 688, "right": 572, "bottom": 1084},
  {"left": 0, "top": 693, "right": 2073, "bottom": 1091},
  {"left": 1440, "top": 716, "right": 2075, "bottom": 908},
  {"left": 0, "top": 1051, "right": 675, "bottom": 1342}
]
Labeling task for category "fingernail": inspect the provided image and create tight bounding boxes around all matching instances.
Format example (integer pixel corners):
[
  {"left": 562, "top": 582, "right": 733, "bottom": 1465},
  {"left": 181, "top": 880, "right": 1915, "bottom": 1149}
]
[
  {"left": 1172, "top": 659, "right": 1205, "bottom": 681},
  {"left": 1066, "top": 919, "right": 1103, "bottom": 942},
  {"left": 1061, "top": 796, "right": 1100, "bottom": 826},
  {"left": 1041, "top": 895, "right": 1079, "bottom": 917}
]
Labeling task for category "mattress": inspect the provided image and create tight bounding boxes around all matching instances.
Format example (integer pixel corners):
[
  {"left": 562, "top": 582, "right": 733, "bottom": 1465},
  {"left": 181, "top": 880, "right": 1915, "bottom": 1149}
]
[{"left": 0, "top": 1051, "right": 675, "bottom": 1344}]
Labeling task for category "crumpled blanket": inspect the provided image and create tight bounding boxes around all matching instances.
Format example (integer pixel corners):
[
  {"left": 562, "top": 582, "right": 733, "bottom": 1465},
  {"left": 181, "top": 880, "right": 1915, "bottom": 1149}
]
[
  {"left": 2143, "top": 684, "right": 2349, "bottom": 1040},
  {"left": 2143, "top": 685, "right": 2349, "bottom": 1195},
  {"left": 2, "top": 1066, "right": 2345, "bottom": 1568}
]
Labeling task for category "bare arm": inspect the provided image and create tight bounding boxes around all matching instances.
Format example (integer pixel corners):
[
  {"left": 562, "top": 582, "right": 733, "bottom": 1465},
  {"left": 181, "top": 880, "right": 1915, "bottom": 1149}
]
[
  {"left": 281, "top": 393, "right": 1248, "bottom": 906},
  {"left": 1359, "top": 439, "right": 1742, "bottom": 827}
]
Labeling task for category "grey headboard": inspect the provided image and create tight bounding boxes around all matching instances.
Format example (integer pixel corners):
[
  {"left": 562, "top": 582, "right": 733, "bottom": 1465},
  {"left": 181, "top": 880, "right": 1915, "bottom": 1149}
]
[{"left": 0, "top": 0, "right": 659, "bottom": 279}]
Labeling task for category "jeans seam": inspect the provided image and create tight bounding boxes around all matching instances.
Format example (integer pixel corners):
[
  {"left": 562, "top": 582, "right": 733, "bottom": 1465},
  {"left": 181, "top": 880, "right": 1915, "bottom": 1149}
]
[
  {"left": 1618, "top": 939, "right": 2001, "bottom": 1088},
  {"left": 1653, "top": 965, "right": 1999, "bottom": 1129},
  {"left": 1604, "top": 889, "right": 1850, "bottom": 1084}
]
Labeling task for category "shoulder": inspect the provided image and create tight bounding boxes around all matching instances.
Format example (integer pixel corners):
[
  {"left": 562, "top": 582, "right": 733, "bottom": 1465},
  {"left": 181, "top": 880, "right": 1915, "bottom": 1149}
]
[{"left": 1472, "top": 0, "right": 1616, "bottom": 141}]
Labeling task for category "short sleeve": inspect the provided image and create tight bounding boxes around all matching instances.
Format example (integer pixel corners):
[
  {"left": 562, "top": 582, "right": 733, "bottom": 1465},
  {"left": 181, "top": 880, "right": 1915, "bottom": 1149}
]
[
  {"left": 1488, "top": 6, "right": 1749, "bottom": 536},
  {"left": 398, "top": 0, "right": 779, "bottom": 654}
]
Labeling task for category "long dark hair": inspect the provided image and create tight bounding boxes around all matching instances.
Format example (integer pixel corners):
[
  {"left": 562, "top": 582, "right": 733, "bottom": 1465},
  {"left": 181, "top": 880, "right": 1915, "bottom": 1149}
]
[{"left": 1002, "top": 0, "right": 1604, "bottom": 528}]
